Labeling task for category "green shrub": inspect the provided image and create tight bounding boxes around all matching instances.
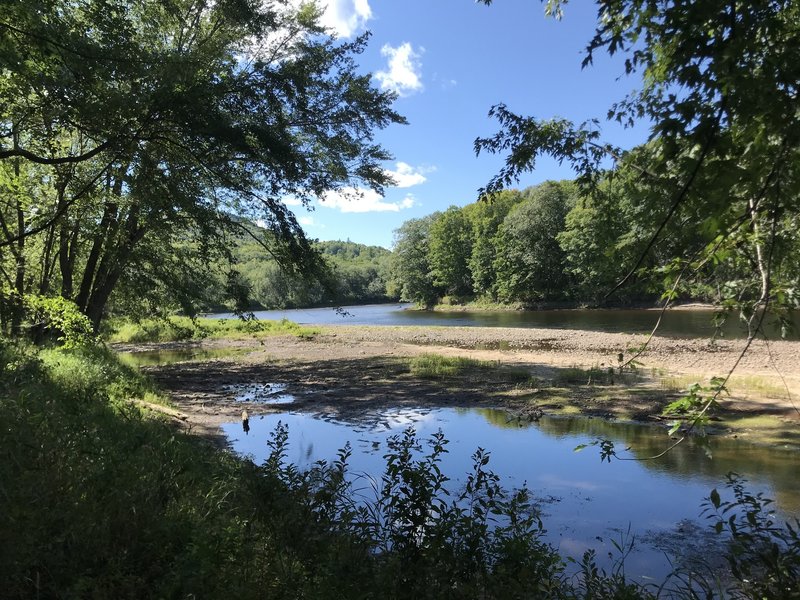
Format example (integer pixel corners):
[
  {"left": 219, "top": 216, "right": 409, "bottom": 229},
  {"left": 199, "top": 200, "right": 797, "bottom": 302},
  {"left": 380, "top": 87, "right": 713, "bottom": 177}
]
[
  {"left": 703, "top": 474, "right": 800, "bottom": 598},
  {"left": 22, "top": 294, "right": 96, "bottom": 348}
]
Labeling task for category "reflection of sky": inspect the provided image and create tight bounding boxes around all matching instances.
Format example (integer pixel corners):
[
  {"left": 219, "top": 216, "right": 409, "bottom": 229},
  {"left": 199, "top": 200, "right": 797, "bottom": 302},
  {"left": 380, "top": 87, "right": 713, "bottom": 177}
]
[
  {"left": 222, "top": 408, "right": 796, "bottom": 582},
  {"left": 221, "top": 383, "right": 295, "bottom": 404}
]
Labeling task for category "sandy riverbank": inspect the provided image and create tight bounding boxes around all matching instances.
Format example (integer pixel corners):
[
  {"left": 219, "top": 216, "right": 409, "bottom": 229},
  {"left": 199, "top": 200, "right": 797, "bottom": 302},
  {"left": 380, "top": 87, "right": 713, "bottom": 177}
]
[{"left": 126, "top": 324, "right": 800, "bottom": 447}]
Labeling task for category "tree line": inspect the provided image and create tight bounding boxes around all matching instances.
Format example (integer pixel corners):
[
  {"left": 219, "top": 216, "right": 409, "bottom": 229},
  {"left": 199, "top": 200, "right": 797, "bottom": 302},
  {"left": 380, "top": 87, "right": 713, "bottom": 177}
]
[
  {"left": 222, "top": 234, "right": 394, "bottom": 310},
  {"left": 389, "top": 163, "right": 800, "bottom": 314}
]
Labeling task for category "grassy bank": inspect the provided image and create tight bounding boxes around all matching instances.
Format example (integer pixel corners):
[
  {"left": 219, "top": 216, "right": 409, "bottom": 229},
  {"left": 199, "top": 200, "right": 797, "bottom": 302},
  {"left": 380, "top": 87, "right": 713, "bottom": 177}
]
[
  {"left": 2, "top": 339, "right": 797, "bottom": 598},
  {"left": 105, "top": 315, "right": 320, "bottom": 343}
]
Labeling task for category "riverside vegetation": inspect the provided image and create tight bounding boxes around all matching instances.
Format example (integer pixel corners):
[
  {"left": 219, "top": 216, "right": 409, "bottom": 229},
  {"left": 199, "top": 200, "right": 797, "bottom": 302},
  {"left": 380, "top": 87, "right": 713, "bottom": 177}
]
[{"left": 2, "top": 302, "right": 799, "bottom": 598}]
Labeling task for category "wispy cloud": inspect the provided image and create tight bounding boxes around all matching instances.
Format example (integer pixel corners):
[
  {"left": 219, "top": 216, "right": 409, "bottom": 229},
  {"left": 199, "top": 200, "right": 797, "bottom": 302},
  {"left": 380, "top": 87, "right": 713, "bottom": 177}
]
[
  {"left": 281, "top": 195, "right": 304, "bottom": 207},
  {"left": 319, "top": 188, "right": 417, "bottom": 213},
  {"left": 375, "top": 42, "right": 423, "bottom": 97},
  {"left": 297, "top": 215, "right": 318, "bottom": 226},
  {"left": 384, "top": 162, "right": 432, "bottom": 188}
]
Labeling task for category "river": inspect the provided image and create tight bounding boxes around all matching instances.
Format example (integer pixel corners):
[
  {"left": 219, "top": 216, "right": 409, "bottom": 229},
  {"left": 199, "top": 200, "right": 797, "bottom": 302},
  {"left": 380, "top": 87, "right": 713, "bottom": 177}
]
[
  {"left": 209, "top": 303, "right": 799, "bottom": 339},
  {"left": 222, "top": 406, "right": 799, "bottom": 583}
]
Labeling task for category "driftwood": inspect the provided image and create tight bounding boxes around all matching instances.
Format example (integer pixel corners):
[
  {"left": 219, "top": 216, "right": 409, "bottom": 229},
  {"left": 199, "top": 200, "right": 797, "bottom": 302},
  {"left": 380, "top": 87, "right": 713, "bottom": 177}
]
[{"left": 130, "top": 399, "right": 189, "bottom": 422}]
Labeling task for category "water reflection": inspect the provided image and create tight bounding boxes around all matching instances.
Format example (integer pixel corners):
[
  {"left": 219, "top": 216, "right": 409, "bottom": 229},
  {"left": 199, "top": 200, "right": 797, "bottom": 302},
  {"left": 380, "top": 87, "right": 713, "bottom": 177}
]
[
  {"left": 221, "top": 407, "right": 798, "bottom": 581},
  {"left": 224, "top": 383, "right": 295, "bottom": 405},
  {"left": 469, "top": 408, "right": 800, "bottom": 514},
  {"left": 242, "top": 409, "right": 250, "bottom": 435},
  {"left": 117, "top": 347, "right": 246, "bottom": 367}
]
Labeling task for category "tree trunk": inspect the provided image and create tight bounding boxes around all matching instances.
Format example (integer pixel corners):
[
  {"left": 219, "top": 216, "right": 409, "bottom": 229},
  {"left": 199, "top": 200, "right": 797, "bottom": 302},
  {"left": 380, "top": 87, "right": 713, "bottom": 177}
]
[
  {"left": 84, "top": 200, "right": 146, "bottom": 331},
  {"left": 75, "top": 199, "right": 118, "bottom": 312},
  {"left": 59, "top": 220, "right": 79, "bottom": 299},
  {"left": 11, "top": 129, "right": 25, "bottom": 334}
]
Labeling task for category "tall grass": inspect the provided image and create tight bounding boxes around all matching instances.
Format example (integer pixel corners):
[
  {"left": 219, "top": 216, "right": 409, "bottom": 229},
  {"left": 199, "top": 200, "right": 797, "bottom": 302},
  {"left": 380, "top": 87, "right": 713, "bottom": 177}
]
[
  {"left": 408, "top": 353, "right": 492, "bottom": 378},
  {"left": 105, "top": 315, "right": 319, "bottom": 343}
]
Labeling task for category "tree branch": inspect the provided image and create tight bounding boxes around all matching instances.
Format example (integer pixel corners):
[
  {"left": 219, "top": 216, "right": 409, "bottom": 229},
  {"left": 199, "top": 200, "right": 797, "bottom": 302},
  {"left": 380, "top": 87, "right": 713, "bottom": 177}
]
[{"left": 0, "top": 141, "right": 112, "bottom": 165}]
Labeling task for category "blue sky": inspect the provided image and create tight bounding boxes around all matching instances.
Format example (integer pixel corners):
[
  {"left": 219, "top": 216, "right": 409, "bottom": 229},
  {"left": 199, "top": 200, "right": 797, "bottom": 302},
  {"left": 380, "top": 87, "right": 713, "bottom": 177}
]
[{"left": 287, "top": 0, "right": 650, "bottom": 249}]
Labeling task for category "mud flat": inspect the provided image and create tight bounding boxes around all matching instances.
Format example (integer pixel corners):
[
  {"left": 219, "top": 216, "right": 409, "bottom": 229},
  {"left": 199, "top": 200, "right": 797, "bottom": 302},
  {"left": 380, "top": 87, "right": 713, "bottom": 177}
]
[{"left": 121, "top": 324, "right": 800, "bottom": 448}]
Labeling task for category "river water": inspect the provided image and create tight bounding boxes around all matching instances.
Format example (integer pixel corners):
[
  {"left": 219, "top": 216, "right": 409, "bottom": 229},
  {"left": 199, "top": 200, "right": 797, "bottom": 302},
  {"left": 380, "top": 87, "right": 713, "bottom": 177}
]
[
  {"left": 192, "top": 302, "right": 800, "bottom": 580},
  {"left": 209, "top": 303, "right": 799, "bottom": 339},
  {"left": 222, "top": 406, "right": 799, "bottom": 583}
]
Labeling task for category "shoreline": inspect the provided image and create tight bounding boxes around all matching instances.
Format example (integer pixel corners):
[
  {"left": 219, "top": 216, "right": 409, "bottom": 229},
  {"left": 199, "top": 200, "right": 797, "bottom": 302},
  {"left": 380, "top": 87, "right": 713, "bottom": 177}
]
[
  {"left": 405, "top": 301, "right": 718, "bottom": 313},
  {"left": 126, "top": 324, "right": 800, "bottom": 449}
]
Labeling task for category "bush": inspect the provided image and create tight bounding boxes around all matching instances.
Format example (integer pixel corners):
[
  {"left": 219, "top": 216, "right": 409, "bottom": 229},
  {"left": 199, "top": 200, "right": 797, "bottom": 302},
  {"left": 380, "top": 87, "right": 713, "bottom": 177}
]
[
  {"left": 20, "top": 294, "right": 96, "bottom": 347},
  {"left": 703, "top": 474, "right": 800, "bottom": 598}
]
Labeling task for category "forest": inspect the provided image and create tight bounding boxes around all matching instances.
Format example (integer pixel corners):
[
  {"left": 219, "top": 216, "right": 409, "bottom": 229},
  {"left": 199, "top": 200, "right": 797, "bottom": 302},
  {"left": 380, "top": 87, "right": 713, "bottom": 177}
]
[
  {"left": 389, "top": 171, "right": 800, "bottom": 311},
  {"left": 208, "top": 233, "right": 394, "bottom": 311}
]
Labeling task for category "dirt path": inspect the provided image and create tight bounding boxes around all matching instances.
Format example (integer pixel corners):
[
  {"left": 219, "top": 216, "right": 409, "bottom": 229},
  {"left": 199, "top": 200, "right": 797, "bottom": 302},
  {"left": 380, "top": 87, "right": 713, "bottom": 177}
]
[{"left": 126, "top": 325, "right": 800, "bottom": 448}]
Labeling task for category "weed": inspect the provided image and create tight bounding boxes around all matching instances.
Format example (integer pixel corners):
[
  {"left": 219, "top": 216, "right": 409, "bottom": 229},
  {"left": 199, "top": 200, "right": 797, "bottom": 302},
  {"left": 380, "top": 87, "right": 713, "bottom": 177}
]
[
  {"left": 105, "top": 315, "right": 320, "bottom": 343},
  {"left": 408, "top": 353, "right": 492, "bottom": 379},
  {"left": 702, "top": 473, "right": 800, "bottom": 598}
]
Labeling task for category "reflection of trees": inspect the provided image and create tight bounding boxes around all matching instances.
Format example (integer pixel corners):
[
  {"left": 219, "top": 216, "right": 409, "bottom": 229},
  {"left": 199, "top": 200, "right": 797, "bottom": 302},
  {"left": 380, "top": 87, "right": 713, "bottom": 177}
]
[{"left": 472, "top": 409, "right": 800, "bottom": 515}]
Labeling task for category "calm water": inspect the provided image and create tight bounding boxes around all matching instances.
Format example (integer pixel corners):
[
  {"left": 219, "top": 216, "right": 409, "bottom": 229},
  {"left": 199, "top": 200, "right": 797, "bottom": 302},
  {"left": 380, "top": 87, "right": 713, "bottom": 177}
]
[
  {"left": 209, "top": 303, "right": 799, "bottom": 339},
  {"left": 223, "top": 407, "right": 799, "bottom": 582},
  {"left": 117, "top": 347, "right": 247, "bottom": 367}
]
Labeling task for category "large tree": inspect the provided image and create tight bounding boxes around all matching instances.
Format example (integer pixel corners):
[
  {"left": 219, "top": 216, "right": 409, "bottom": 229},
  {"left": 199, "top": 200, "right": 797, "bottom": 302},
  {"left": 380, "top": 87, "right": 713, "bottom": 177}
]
[
  {"left": 463, "top": 189, "right": 521, "bottom": 299},
  {"left": 492, "top": 180, "right": 576, "bottom": 303},
  {"left": 389, "top": 214, "right": 442, "bottom": 307},
  {"left": 428, "top": 206, "right": 474, "bottom": 298},
  {"left": 0, "top": 0, "right": 404, "bottom": 331}
]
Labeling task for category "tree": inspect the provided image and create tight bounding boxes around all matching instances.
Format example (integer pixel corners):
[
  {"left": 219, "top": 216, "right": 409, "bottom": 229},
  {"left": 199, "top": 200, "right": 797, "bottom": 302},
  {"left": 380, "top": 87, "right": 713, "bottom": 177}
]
[
  {"left": 0, "top": 0, "right": 404, "bottom": 331},
  {"left": 428, "top": 206, "right": 474, "bottom": 298},
  {"left": 463, "top": 189, "right": 521, "bottom": 298},
  {"left": 389, "top": 214, "right": 442, "bottom": 307},
  {"left": 492, "top": 181, "right": 576, "bottom": 303},
  {"left": 557, "top": 184, "right": 631, "bottom": 304}
]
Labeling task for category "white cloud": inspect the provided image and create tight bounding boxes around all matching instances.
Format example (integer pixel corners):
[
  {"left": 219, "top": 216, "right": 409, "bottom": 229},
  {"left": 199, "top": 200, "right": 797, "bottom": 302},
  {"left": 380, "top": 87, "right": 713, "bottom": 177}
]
[
  {"left": 384, "top": 162, "right": 430, "bottom": 188},
  {"left": 399, "top": 195, "right": 415, "bottom": 209},
  {"left": 281, "top": 195, "right": 304, "bottom": 206},
  {"left": 375, "top": 42, "right": 423, "bottom": 97},
  {"left": 242, "top": 1, "right": 371, "bottom": 63},
  {"left": 319, "top": 188, "right": 417, "bottom": 213},
  {"left": 298, "top": 215, "right": 317, "bottom": 226},
  {"left": 313, "top": 0, "right": 372, "bottom": 38}
]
